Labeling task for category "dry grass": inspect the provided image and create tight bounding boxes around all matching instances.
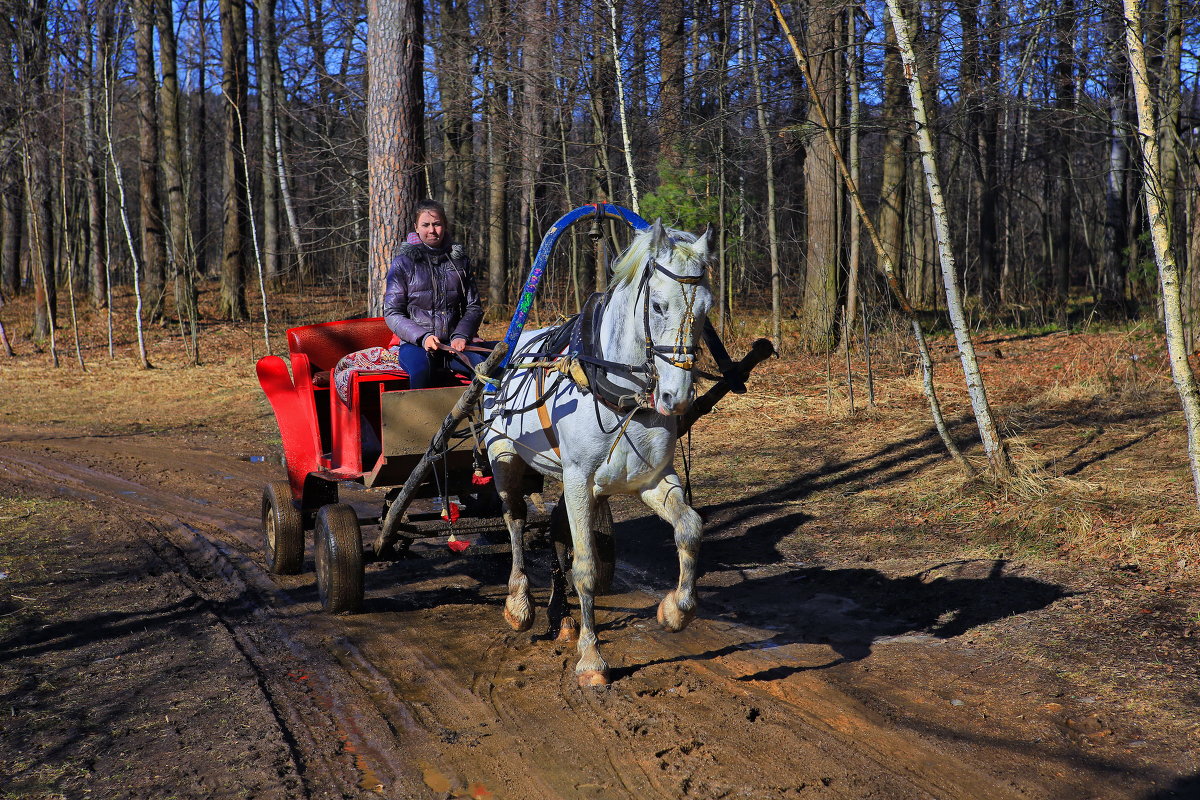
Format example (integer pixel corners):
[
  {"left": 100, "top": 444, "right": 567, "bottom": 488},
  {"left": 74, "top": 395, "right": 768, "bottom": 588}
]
[{"left": 3, "top": 283, "right": 1200, "bottom": 576}]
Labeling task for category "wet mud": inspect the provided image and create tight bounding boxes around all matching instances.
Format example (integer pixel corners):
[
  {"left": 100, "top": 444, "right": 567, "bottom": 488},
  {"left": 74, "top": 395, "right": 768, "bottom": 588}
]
[{"left": 1, "top": 423, "right": 1197, "bottom": 799}]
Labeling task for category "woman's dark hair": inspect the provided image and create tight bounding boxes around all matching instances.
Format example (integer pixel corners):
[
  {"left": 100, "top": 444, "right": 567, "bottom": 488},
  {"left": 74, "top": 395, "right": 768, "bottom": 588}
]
[{"left": 414, "top": 198, "right": 448, "bottom": 223}]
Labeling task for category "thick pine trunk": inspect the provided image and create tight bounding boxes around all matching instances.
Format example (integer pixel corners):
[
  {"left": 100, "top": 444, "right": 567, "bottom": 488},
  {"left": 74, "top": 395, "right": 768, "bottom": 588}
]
[
  {"left": 658, "top": 0, "right": 684, "bottom": 166},
  {"left": 218, "top": 0, "right": 249, "bottom": 320},
  {"left": 366, "top": 0, "right": 423, "bottom": 315},
  {"left": 133, "top": 0, "right": 166, "bottom": 317},
  {"left": 800, "top": 0, "right": 840, "bottom": 349}
]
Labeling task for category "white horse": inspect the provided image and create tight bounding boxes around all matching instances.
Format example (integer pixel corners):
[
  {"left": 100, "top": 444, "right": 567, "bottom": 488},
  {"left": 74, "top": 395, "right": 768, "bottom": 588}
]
[{"left": 484, "top": 220, "right": 714, "bottom": 686}]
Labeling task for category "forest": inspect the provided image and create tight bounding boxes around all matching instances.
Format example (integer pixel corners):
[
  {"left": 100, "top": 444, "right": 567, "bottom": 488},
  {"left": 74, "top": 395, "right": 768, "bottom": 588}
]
[{"left": 1, "top": 0, "right": 1198, "bottom": 356}]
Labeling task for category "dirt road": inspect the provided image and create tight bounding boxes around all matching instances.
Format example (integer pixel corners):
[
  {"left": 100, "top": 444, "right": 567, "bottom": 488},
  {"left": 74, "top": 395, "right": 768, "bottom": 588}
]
[{"left": 1, "top": 421, "right": 1197, "bottom": 799}]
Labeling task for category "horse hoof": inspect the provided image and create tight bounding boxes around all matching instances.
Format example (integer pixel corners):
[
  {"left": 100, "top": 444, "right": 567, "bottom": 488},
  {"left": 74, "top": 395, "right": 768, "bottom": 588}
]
[
  {"left": 657, "top": 591, "right": 696, "bottom": 633},
  {"left": 555, "top": 617, "right": 579, "bottom": 644},
  {"left": 504, "top": 596, "right": 534, "bottom": 632},
  {"left": 577, "top": 669, "right": 610, "bottom": 687}
]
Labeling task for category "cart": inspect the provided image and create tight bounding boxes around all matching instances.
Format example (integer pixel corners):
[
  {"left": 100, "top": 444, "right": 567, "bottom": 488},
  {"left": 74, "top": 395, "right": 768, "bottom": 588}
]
[{"left": 255, "top": 204, "right": 771, "bottom": 614}]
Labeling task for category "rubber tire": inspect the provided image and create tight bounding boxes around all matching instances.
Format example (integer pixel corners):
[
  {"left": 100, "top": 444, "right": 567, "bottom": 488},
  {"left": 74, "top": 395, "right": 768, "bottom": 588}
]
[
  {"left": 263, "top": 481, "right": 304, "bottom": 575},
  {"left": 314, "top": 504, "right": 364, "bottom": 614}
]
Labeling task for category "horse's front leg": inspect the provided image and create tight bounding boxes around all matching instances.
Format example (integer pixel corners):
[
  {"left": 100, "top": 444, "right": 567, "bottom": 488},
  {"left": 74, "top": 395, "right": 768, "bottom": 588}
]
[
  {"left": 488, "top": 441, "right": 534, "bottom": 632},
  {"left": 561, "top": 474, "right": 608, "bottom": 686},
  {"left": 641, "top": 472, "right": 702, "bottom": 632}
]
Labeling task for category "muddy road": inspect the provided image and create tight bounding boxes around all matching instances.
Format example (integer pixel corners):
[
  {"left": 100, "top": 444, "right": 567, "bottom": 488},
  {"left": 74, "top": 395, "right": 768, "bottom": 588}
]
[{"left": 1, "top": 421, "right": 1196, "bottom": 799}]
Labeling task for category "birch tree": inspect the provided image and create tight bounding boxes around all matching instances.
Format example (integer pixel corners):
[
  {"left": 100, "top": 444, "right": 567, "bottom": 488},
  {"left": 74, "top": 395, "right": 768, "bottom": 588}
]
[
  {"left": 770, "top": 0, "right": 975, "bottom": 477},
  {"left": 1121, "top": 0, "right": 1200, "bottom": 507},
  {"left": 885, "top": 0, "right": 1013, "bottom": 480}
]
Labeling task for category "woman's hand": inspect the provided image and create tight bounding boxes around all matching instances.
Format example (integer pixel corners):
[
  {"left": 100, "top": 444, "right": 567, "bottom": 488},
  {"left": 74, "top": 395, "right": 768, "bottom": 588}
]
[
  {"left": 449, "top": 337, "right": 467, "bottom": 353},
  {"left": 422, "top": 334, "right": 440, "bottom": 352}
]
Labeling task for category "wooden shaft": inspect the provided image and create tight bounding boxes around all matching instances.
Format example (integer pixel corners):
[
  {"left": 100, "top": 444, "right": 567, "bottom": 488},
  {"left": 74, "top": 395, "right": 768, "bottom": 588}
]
[
  {"left": 679, "top": 338, "right": 775, "bottom": 436},
  {"left": 375, "top": 342, "right": 508, "bottom": 554}
]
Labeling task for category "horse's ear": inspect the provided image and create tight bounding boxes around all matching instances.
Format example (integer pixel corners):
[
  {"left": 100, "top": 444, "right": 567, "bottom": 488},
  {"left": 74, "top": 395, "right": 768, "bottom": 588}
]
[
  {"left": 649, "top": 218, "right": 671, "bottom": 253},
  {"left": 694, "top": 223, "right": 716, "bottom": 258}
]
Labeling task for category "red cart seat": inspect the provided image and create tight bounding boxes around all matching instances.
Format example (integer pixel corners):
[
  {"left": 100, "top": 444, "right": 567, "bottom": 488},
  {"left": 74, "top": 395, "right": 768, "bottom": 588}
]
[{"left": 286, "top": 317, "right": 395, "bottom": 385}]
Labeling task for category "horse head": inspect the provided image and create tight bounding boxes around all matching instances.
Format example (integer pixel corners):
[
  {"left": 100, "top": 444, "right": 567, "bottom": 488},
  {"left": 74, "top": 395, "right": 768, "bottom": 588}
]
[{"left": 639, "top": 219, "right": 715, "bottom": 416}]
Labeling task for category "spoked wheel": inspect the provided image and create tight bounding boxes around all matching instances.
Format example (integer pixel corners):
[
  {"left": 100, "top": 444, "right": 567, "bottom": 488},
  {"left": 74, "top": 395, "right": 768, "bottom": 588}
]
[
  {"left": 314, "top": 503, "right": 364, "bottom": 614},
  {"left": 263, "top": 481, "right": 304, "bottom": 575},
  {"left": 553, "top": 497, "right": 617, "bottom": 595}
]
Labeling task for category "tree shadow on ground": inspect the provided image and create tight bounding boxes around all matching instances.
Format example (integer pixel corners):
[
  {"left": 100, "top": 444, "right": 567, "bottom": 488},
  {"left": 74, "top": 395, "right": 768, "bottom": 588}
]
[
  {"left": 707, "top": 558, "right": 1067, "bottom": 680},
  {"left": 1141, "top": 774, "right": 1200, "bottom": 799}
]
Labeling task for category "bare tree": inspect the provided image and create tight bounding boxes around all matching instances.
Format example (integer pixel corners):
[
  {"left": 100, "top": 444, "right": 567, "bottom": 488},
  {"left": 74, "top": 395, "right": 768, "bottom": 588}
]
[
  {"left": 885, "top": 0, "right": 1013, "bottom": 480},
  {"left": 133, "top": 0, "right": 167, "bottom": 317},
  {"left": 256, "top": 0, "right": 282, "bottom": 286},
  {"left": 771, "top": 0, "right": 975, "bottom": 477},
  {"left": 799, "top": 0, "right": 842, "bottom": 349},
  {"left": 82, "top": 0, "right": 108, "bottom": 309},
  {"left": 1122, "top": 0, "right": 1200, "bottom": 507},
  {"left": 748, "top": 0, "right": 781, "bottom": 347},
  {"left": 218, "top": 0, "right": 249, "bottom": 320},
  {"left": 15, "top": 0, "right": 56, "bottom": 343}
]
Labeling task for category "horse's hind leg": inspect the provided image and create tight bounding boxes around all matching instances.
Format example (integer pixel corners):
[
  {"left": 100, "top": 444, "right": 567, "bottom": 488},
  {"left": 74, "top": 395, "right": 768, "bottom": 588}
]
[
  {"left": 561, "top": 474, "right": 607, "bottom": 685},
  {"left": 641, "top": 472, "right": 702, "bottom": 632},
  {"left": 546, "top": 501, "right": 578, "bottom": 643},
  {"left": 488, "top": 441, "right": 534, "bottom": 632}
]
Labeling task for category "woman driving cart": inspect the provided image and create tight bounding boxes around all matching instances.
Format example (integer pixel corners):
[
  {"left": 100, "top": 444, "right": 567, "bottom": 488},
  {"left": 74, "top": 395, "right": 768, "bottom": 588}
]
[{"left": 334, "top": 199, "right": 487, "bottom": 403}]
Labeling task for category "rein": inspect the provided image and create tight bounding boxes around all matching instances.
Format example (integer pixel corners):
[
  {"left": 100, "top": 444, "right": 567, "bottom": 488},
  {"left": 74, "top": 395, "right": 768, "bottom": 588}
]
[{"left": 494, "top": 242, "right": 708, "bottom": 461}]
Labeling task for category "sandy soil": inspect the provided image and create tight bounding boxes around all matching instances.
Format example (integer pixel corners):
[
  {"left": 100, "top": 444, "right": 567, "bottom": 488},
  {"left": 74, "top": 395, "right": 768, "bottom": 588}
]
[{"left": 2, "top": 321, "right": 1200, "bottom": 799}]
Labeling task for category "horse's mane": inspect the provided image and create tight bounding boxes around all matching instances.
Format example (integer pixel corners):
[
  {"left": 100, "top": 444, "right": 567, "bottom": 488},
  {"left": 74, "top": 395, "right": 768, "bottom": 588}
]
[{"left": 609, "top": 226, "right": 703, "bottom": 287}]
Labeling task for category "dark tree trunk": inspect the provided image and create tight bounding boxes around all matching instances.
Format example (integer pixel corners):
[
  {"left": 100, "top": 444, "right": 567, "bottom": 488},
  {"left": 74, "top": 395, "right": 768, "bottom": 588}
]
[
  {"left": 877, "top": 13, "right": 908, "bottom": 303},
  {"left": 18, "top": 0, "right": 55, "bottom": 340},
  {"left": 257, "top": 0, "right": 281, "bottom": 285},
  {"left": 194, "top": 2, "right": 210, "bottom": 277},
  {"left": 437, "top": 0, "right": 473, "bottom": 228},
  {"left": 1101, "top": 7, "right": 1130, "bottom": 314},
  {"left": 1, "top": 152, "right": 20, "bottom": 297},
  {"left": 366, "top": 0, "right": 424, "bottom": 315},
  {"left": 83, "top": 0, "right": 107, "bottom": 308},
  {"left": 1051, "top": 0, "right": 1076, "bottom": 323},
  {"left": 658, "top": 0, "right": 685, "bottom": 166},
  {"left": 801, "top": 0, "right": 842, "bottom": 347},
  {"left": 133, "top": 0, "right": 167, "bottom": 317},
  {"left": 218, "top": 0, "right": 249, "bottom": 320}
]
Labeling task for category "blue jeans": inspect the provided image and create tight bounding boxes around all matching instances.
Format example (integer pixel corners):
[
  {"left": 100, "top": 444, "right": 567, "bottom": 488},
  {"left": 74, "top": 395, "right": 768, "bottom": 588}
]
[{"left": 395, "top": 342, "right": 487, "bottom": 389}]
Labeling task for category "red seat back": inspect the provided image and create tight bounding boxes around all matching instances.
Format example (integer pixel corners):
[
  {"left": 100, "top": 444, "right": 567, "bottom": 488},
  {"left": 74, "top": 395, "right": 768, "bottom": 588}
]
[{"left": 286, "top": 317, "right": 394, "bottom": 373}]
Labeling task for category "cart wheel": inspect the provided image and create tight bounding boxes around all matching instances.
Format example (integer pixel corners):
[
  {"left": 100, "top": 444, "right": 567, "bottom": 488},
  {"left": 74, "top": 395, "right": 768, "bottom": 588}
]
[
  {"left": 263, "top": 481, "right": 304, "bottom": 575},
  {"left": 314, "top": 504, "right": 363, "bottom": 614},
  {"left": 554, "top": 497, "right": 617, "bottom": 595},
  {"left": 593, "top": 498, "right": 616, "bottom": 595}
]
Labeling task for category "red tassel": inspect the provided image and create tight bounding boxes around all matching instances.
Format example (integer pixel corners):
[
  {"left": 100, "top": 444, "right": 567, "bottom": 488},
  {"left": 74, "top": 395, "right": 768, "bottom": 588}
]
[
  {"left": 471, "top": 473, "right": 493, "bottom": 486},
  {"left": 447, "top": 533, "right": 470, "bottom": 553}
]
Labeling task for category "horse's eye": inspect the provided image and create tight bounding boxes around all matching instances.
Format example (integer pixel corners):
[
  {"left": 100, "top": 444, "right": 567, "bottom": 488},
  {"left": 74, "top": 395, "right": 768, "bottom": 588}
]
[{"left": 652, "top": 301, "right": 664, "bottom": 315}]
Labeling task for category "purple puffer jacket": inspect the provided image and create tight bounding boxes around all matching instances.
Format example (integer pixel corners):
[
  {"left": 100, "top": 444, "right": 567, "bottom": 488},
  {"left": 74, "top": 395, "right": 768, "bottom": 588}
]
[{"left": 382, "top": 241, "right": 483, "bottom": 348}]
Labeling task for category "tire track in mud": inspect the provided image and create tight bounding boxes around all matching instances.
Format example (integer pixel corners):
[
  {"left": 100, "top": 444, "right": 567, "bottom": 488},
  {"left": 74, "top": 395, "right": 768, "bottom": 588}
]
[
  {"left": 0, "top": 431, "right": 1163, "bottom": 799},
  {"left": 0, "top": 441, "right": 434, "bottom": 797}
]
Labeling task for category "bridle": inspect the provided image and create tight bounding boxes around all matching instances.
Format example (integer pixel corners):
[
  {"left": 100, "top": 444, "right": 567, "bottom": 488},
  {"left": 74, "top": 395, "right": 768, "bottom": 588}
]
[{"left": 559, "top": 241, "right": 703, "bottom": 412}]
